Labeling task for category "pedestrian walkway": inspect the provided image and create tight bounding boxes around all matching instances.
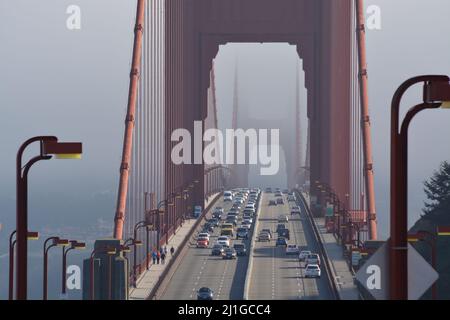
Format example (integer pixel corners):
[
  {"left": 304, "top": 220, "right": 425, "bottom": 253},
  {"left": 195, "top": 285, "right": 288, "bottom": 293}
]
[
  {"left": 129, "top": 193, "right": 220, "bottom": 300},
  {"left": 302, "top": 192, "right": 360, "bottom": 300}
]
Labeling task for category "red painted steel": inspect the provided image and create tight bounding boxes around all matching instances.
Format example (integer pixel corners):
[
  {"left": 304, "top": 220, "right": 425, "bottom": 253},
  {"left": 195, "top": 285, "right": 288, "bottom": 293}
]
[
  {"left": 355, "top": 0, "right": 377, "bottom": 240},
  {"left": 114, "top": 0, "right": 146, "bottom": 239}
]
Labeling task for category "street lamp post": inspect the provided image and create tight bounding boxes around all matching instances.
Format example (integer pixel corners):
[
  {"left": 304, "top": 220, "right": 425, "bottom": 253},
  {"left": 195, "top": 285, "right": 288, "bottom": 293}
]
[
  {"left": 132, "top": 221, "right": 148, "bottom": 286},
  {"left": 8, "top": 231, "right": 39, "bottom": 300},
  {"left": 390, "top": 75, "right": 450, "bottom": 300},
  {"left": 16, "top": 136, "right": 82, "bottom": 300},
  {"left": 43, "top": 237, "right": 69, "bottom": 300},
  {"left": 61, "top": 241, "right": 86, "bottom": 298}
]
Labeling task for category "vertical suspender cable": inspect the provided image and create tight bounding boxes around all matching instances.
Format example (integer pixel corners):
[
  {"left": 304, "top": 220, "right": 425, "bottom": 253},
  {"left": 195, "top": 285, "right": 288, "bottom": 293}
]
[{"left": 355, "top": 0, "right": 377, "bottom": 240}]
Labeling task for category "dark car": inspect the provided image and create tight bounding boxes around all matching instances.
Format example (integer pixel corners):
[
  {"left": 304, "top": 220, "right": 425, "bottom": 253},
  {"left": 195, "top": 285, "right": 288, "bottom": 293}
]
[
  {"left": 261, "top": 228, "right": 273, "bottom": 238},
  {"left": 211, "top": 244, "right": 225, "bottom": 256},
  {"left": 210, "top": 218, "right": 220, "bottom": 227},
  {"left": 197, "top": 287, "right": 214, "bottom": 300},
  {"left": 276, "top": 224, "right": 286, "bottom": 233},
  {"left": 269, "top": 200, "right": 277, "bottom": 206},
  {"left": 233, "top": 243, "right": 247, "bottom": 256},
  {"left": 276, "top": 197, "right": 284, "bottom": 205},
  {"left": 276, "top": 237, "right": 288, "bottom": 247},
  {"left": 223, "top": 248, "right": 237, "bottom": 259},
  {"left": 202, "top": 224, "right": 214, "bottom": 233},
  {"left": 282, "top": 189, "right": 290, "bottom": 194},
  {"left": 226, "top": 216, "right": 238, "bottom": 226},
  {"left": 279, "top": 228, "right": 290, "bottom": 240},
  {"left": 265, "top": 187, "right": 272, "bottom": 193},
  {"left": 236, "top": 227, "right": 249, "bottom": 239}
]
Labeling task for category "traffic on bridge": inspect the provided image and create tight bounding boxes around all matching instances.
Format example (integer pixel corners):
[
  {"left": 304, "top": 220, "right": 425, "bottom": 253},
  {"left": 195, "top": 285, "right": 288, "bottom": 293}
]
[{"left": 2, "top": 1, "right": 450, "bottom": 317}]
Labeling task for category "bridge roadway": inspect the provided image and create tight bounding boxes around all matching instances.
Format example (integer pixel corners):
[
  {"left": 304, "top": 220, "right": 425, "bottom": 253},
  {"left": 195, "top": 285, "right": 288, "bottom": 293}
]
[
  {"left": 160, "top": 191, "right": 333, "bottom": 300},
  {"left": 160, "top": 198, "right": 251, "bottom": 300},
  {"left": 247, "top": 192, "right": 333, "bottom": 299}
]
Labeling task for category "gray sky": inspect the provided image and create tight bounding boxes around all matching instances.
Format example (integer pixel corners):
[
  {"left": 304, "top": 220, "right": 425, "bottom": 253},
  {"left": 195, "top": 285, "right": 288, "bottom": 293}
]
[{"left": 1, "top": 0, "right": 450, "bottom": 247}]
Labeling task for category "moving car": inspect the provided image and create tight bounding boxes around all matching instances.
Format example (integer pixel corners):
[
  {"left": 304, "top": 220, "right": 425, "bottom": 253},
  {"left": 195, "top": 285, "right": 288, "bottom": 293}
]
[
  {"left": 197, "top": 238, "right": 209, "bottom": 248},
  {"left": 261, "top": 229, "right": 273, "bottom": 238},
  {"left": 275, "top": 192, "right": 282, "bottom": 197},
  {"left": 211, "top": 244, "right": 225, "bottom": 256},
  {"left": 276, "top": 237, "right": 288, "bottom": 247},
  {"left": 305, "top": 253, "right": 321, "bottom": 266},
  {"left": 288, "top": 195, "right": 296, "bottom": 202},
  {"left": 236, "top": 227, "right": 249, "bottom": 239},
  {"left": 202, "top": 224, "right": 214, "bottom": 233},
  {"left": 220, "top": 228, "right": 234, "bottom": 237},
  {"left": 224, "top": 191, "right": 233, "bottom": 202},
  {"left": 243, "top": 217, "right": 253, "bottom": 224},
  {"left": 278, "top": 215, "right": 289, "bottom": 223},
  {"left": 222, "top": 223, "right": 234, "bottom": 230},
  {"left": 233, "top": 243, "right": 247, "bottom": 256},
  {"left": 258, "top": 232, "right": 271, "bottom": 242},
  {"left": 286, "top": 244, "right": 300, "bottom": 255},
  {"left": 305, "top": 264, "right": 321, "bottom": 278},
  {"left": 276, "top": 224, "right": 286, "bottom": 233},
  {"left": 210, "top": 218, "right": 220, "bottom": 227},
  {"left": 278, "top": 228, "right": 290, "bottom": 240},
  {"left": 291, "top": 206, "right": 301, "bottom": 215},
  {"left": 198, "top": 233, "right": 210, "bottom": 241},
  {"left": 243, "top": 208, "right": 255, "bottom": 216},
  {"left": 299, "top": 250, "right": 312, "bottom": 261},
  {"left": 222, "top": 248, "right": 237, "bottom": 259},
  {"left": 241, "top": 221, "right": 251, "bottom": 230},
  {"left": 269, "top": 200, "right": 277, "bottom": 206},
  {"left": 276, "top": 198, "right": 284, "bottom": 205},
  {"left": 197, "top": 287, "right": 214, "bottom": 300},
  {"left": 217, "top": 236, "right": 230, "bottom": 247},
  {"left": 265, "top": 187, "right": 273, "bottom": 193},
  {"left": 282, "top": 189, "right": 290, "bottom": 194}
]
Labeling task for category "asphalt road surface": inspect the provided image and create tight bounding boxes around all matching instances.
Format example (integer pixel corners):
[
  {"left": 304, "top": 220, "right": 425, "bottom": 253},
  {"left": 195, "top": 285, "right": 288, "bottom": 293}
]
[
  {"left": 160, "top": 197, "right": 256, "bottom": 300},
  {"left": 247, "top": 192, "right": 333, "bottom": 300}
]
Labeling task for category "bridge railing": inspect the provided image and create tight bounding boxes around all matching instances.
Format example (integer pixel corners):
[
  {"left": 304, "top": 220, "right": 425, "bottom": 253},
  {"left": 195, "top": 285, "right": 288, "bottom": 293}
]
[{"left": 295, "top": 189, "right": 340, "bottom": 300}]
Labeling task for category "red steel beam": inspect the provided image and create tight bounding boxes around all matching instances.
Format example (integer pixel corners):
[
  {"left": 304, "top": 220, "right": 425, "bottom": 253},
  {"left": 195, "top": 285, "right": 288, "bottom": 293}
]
[
  {"left": 113, "top": 0, "right": 146, "bottom": 239},
  {"left": 355, "top": 0, "right": 377, "bottom": 240}
]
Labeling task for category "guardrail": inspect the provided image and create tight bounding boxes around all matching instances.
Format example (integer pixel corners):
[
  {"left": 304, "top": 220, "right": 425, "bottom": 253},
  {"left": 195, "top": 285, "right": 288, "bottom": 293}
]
[
  {"left": 242, "top": 193, "right": 263, "bottom": 300},
  {"left": 147, "top": 192, "right": 223, "bottom": 300},
  {"left": 295, "top": 190, "right": 340, "bottom": 300}
]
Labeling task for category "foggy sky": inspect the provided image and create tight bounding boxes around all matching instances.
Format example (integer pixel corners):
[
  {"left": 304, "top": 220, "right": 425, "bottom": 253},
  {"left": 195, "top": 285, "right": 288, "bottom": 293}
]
[{"left": 1, "top": 0, "right": 450, "bottom": 254}]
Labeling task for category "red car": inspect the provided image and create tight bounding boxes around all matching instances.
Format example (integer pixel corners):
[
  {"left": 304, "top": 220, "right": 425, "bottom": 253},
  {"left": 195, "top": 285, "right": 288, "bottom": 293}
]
[{"left": 197, "top": 238, "right": 209, "bottom": 248}]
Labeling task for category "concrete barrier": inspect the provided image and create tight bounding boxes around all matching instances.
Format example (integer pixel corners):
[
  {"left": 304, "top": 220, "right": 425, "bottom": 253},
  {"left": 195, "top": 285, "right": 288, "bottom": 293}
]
[
  {"left": 295, "top": 190, "right": 340, "bottom": 300},
  {"left": 243, "top": 193, "right": 263, "bottom": 300}
]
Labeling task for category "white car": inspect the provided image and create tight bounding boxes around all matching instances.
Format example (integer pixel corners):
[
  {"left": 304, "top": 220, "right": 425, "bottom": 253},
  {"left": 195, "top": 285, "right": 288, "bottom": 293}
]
[
  {"left": 241, "top": 221, "right": 252, "bottom": 230},
  {"left": 224, "top": 192, "right": 233, "bottom": 202},
  {"left": 198, "top": 233, "right": 210, "bottom": 241},
  {"left": 245, "top": 203, "right": 255, "bottom": 210},
  {"left": 305, "top": 264, "right": 321, "bottom": 278},
  {"left": 299, "top": 250, "right": 312, "bottom": 261},
  {"left": 243, "top": 217, "right": 253, "bottom": 224},
  {"left": 216, "top": 236, "right": 230, "bottom": 247},
  {"left": 286, "top": 244, "right": 300, "bottom": 255},
  {"left": 305, "top": 253, "right": 321, "bottom": 266}
]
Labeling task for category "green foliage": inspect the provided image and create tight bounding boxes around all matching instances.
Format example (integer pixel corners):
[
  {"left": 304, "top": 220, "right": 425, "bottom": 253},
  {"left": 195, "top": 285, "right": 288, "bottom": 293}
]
[{"left": 422, "top": 161, "right": 450, "bottom": 225}]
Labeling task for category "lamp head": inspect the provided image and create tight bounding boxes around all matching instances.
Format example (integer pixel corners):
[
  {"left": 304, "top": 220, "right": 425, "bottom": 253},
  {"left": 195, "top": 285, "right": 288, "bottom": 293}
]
[
  {"left": 73, "top": 242, "right": 86, "bottom": 250},
  {"left": 56, "top": 239, "right": 70, "bottom": 247},
  {"left": 27, "top": 231, "right": 39, "bottom": 240},
  {"left": 43, "top": 141, "right": 83, "bottom": 159}
]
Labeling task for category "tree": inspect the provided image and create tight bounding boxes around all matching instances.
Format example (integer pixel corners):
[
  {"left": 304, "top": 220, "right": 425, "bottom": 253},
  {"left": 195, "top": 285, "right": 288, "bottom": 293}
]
[{"left": 422, "top": 161, "right": 450, "bottom": 225}]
